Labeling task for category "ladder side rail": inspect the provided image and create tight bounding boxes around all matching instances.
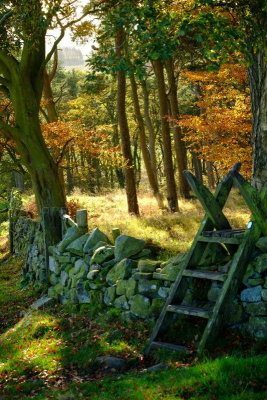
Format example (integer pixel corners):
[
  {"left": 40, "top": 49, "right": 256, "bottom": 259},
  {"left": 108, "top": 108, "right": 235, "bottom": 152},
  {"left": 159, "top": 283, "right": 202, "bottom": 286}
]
[{"left": 198, "top": 221, "right": 261, "bottom": 353}]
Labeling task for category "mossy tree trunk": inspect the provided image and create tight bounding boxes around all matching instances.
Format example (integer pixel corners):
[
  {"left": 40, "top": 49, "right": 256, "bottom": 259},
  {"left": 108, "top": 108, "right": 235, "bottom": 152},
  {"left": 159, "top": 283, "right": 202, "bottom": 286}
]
[{"left": 0, "top": 36, "right": 66, "bottom": 213}]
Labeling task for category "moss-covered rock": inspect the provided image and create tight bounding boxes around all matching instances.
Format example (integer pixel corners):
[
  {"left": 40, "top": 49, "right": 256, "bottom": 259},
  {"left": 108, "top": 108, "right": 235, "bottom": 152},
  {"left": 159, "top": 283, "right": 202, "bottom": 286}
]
[
  {"left": 114, "top": 235, "right": 145, "bottom": 261},
  {"left": 104, "top": 286, "right": 116, "bottom": 305},
  {"left": 90, "top": 245, "right": 114, "bottom": 265},
  {"left": 83, "top": 228, "right": 110, "bottom": 253},
  {"left": 138, "top": 259, "right": 161, "bottom": 273},
  {"left": 130, "top": 294, "right": 151, "bottom": 318},
  {"left": 106, "top": 258, "right": 137, "bottom": 285},
  {"left": 114, "top": 295, "right": 129, "bottom": 310}
]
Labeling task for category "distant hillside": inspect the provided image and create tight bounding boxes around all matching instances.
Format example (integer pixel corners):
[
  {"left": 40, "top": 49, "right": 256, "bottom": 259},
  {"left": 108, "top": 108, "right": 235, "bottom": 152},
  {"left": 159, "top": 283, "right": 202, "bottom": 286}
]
[{"left": 58, "top": 47, "right": 84, "bottom": 67}]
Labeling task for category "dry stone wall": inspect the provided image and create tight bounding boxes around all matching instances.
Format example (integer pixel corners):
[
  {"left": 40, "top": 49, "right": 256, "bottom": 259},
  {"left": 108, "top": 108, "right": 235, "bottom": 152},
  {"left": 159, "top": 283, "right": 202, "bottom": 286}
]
[{"left": 13, "top": 215, "right": 267, "bottom": 338}]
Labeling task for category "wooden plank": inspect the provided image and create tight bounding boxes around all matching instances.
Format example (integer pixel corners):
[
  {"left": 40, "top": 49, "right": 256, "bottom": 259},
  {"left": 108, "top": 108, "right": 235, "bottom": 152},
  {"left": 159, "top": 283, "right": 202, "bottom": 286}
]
[
  {"left": 167, "top": 305, "right": 210, "bottom": 318},
  {"left": 184, "top": 171, "right": 232, "bottom": 230},
  {"left": 198, "top": 235, "right": 242, "bottom": 245},
  {"left": 76, "top": 209, "right": 88, "bottom": 231},
  {"left": 233, "top": 172, "right": 267, "bottom": 235},
  {"left": 197, "top": 221, "right": 261, "bottom": 354},
  {"left": 182, "top": 269, "right": 227, "bottom": 281},
  {"left": 150, "top": 342, "right": 188, "bottom": 352},
  {"left": 202, "top": 229, "right": 245, "bottom": 237}
]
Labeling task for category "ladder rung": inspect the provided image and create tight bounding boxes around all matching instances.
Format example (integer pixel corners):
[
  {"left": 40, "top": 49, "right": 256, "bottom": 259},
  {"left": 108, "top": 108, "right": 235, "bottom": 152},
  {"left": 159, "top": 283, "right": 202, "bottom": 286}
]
[
  {"left": 150, "top": 341, "right": 188, "bottom": 352},
  {"left": 167, "top": 305, "right": 210, "bottom": 318},
  {"left": 202, "top": 229, "right": 245, "bottom": 238},
  {"left": 182, "top": 269, "right": 227, "bottom": 281},
  {"left": 198, "top": 235, "right": 243, "bottom": 244}
]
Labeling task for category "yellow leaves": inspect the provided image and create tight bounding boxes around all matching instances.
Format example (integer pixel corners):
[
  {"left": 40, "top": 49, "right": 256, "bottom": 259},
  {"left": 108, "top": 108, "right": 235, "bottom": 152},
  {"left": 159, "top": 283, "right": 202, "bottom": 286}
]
[{"left": 179, "top": 63, "right": 252, "bottom": 177}]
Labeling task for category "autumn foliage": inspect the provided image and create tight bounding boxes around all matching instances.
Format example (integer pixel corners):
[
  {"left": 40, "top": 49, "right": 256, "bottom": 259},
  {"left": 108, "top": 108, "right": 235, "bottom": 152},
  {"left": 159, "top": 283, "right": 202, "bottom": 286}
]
[{"left": 179, "top": 64, "right": 252, "bottom": 177}]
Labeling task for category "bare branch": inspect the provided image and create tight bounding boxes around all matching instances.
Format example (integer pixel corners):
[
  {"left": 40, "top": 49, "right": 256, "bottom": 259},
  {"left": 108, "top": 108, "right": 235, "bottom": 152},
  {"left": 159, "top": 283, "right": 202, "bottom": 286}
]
[
  {"left": 48, "top": 48, "right": 58, "bottom": 82},
  {"left": 44, "top": 11, "right": 90, "bottom": 66},
  {"left": 56, "top": 137, "right": 74, "bottom": 165}
]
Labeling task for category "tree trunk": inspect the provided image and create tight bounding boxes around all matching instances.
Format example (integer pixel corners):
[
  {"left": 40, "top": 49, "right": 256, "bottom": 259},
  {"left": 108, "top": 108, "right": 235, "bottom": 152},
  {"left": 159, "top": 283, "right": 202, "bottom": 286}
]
[
  {"left": 192, "top": 153, "right": 203, "bottom": 183},
  {"left": 206, "top": 161, "right": 215, "bottom": 189},
  {"left": 141, "top": 79, "right": 158, "bottom": 181},
  {"left": 115, "top": 28, "right": 139, "bottom": 215},
  {"left": 43, "top": 68, "right": 59, "bottom": 123},
  {"left": 165, "top": 59, "right": 190, "bottom": 198},
  {"left": 152, "top": 59, "right": 179, "bottom": 212},
  {"left": 10, "top": 78, "right": 66, "bottom": 212},
  {"left": 130, "top": 74, "right": 164, "bottom": 208},
  {"left": 248, "top": 49, "right": 267, "bottom": 190}
]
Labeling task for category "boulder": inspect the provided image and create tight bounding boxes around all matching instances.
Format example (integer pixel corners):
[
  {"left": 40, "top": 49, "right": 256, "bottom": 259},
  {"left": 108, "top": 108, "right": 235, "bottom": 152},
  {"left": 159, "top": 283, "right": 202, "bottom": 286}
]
[
  {"left": 125, "top": 278, "right": 137, "bottom": 299},
  {"left": 151, "top": 298, "right": 165, "bottom": 316},
  {"left": 77, "top": 289, "right": 90, "bottom": 304},
  {"left": 90, "top": 245, "right": 114, "bottom": 266},
  {"left": 158, "top": 287, "right": 170, "bottom": 299},
  {"left": 114, "top": 235, "right": 145, "bottom": 261},
  {"left": 114, "top": 295, "right": 129, "bottom": 310},
  {"left": 160, "top": 263, "right": 181, "bottom": 281},
  {"left": 104, "top": 286, "right": 116, "bottom": 305},
  {"left": 116, "top": 280, "right": 128, "bottom": 296},
  {"left": 243, "top": 302, "right": 267, "bottom": 316},
  {"left": 83, "top": 228, "right": 110, "bottom": 253},
  {"left": 130, "top": 294, "right": 151, "bottom": 318},
  {"left": 255, "top": 254, "right": 267, "bottom": 274},
  {"left": 240, "top": 286, "right": 262, "bottom": 303},
  {"left": 49, "top": 256, "right": 60, "bottom": 274},
  {"left": 30, "top": 296, "right": 54, "bottom": 310},
  {"left": 57, "top": 226, "right": 85, "bottom": 253},
  {"left": 106, "top": 259, "right": 137, "bottom": 285},
  {"left": 96, "top": 356, "right": 126, "bottom": 372},
  {"left": 243, "top": 316, "right": 267, "bottom": 338},
  {"left": 66, "top": 234, "right": 90, "bottom": 256},
  {"left": 138, "top": 259, "right": 161, "bottom": 273},
  {"left": 138, "top": 280, "right": 160, "bottom": 297},
  {"left": 60, "top": 271, "right": 69, "bottom": 286},
  {"left": 131, "top": 249, "right": 151, "bottom": 260},
  {"left": 87, "top": 270, "right": 100, "bottom": 280}
]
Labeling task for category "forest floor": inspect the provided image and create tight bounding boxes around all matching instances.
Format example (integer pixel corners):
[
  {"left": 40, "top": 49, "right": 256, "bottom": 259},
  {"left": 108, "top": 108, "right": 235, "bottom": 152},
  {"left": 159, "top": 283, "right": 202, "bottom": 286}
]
[{"left": 0, "top": 191, "right": 266, "bottom": 400}]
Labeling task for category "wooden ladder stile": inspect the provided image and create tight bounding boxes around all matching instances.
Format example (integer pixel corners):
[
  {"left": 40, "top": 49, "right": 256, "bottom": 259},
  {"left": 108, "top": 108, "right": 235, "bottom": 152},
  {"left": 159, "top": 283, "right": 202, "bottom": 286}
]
[{"left": 144, "top": 163, "right": 264, "bottom": 356}]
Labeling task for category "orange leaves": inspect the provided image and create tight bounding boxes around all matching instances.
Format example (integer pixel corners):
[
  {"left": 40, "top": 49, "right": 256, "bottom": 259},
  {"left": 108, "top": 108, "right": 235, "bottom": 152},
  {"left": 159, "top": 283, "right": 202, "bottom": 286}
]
[{"left": 179, "top": 63, "right": 252, "bottom": 177}]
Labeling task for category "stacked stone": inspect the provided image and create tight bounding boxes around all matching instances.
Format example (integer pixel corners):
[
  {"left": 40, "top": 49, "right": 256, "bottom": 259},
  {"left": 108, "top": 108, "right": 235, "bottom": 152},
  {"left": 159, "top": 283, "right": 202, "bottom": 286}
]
[
  {"left": 22, "top": 222, "right": 46, "bottom": 282},
  {"left": 15, "top": 213, "right": 267, "bottom": 339},
  {"left": 232, "top": 237, "right": 267, "bottom": 338},
  {"left": 46, "top": 226, "right": 187, "bottom": 321},
  {"left": 13, "top": 217, "right": 36, "bottom": 257}
]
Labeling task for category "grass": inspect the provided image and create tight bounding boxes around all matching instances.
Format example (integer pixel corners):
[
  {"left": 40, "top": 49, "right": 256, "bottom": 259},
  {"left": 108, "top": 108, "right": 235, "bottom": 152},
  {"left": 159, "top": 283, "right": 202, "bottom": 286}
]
[
  {"left": 22, "top": 187, "right": 251, "bottom": 255},
  {"left": 66, "top": 188, "right": 251, "bottom": 255},
  {"left": 0, "top": 190, "right": 263, "bottom": 399}
]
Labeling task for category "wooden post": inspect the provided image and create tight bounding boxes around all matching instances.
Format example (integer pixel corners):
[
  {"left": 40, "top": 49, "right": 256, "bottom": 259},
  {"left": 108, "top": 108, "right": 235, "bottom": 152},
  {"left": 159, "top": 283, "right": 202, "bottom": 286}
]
[{"left": 76, "top": 209, "right": 88, "bottom": 231}]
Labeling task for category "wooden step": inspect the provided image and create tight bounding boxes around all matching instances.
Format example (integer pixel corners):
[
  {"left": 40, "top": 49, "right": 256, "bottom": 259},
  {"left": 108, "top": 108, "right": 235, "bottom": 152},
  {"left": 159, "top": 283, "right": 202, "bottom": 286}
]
[
  {"left": 182, "top": 269, "right": 227, "bottom": 281},
  {"left": 150, "top": 341, "right": 188, "bottom": 352},
  {"left": 167, "top": 305, "right": 210, "bottom": 318},
  {"left": 203, "top": 229, "right": 245, "bottom": 237},
  {"left": 198, "top": 235, "right": 243, "bottom": 244}
]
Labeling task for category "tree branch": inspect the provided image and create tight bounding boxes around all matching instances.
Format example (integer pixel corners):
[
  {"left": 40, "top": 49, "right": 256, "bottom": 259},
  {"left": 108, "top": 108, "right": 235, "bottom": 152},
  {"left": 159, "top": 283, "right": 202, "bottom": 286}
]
[
  {"left": 56, "top": 137, "right": 74, "bottom": 165},
  {"left": 44, "top": 11, "right": 90, "bottom": 66},
  {"left": 48, "top": 48, "right": 58, "bottom": 82}
]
